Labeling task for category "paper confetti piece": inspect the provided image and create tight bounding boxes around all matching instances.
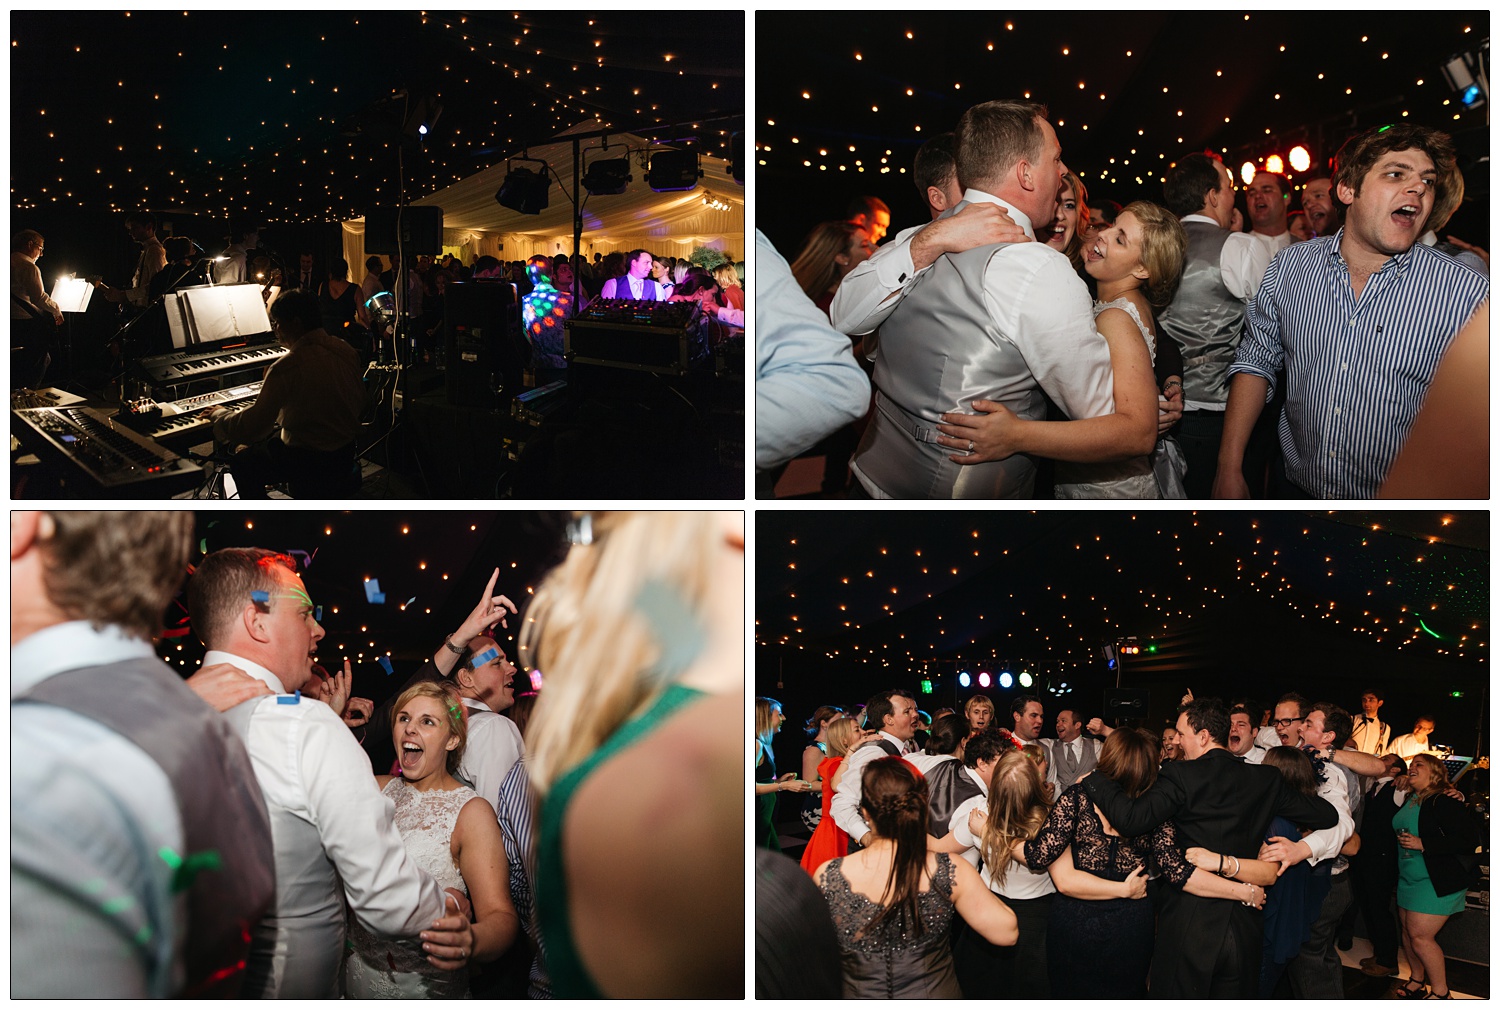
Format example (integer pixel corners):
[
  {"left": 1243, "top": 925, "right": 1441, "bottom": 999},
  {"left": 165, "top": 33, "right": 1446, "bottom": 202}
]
[
  {"left": 277, "top": 691, "right": 301, "bottom": 705},
  {"left": 378, "top": 656, "right": 394, "bottom": 675}
]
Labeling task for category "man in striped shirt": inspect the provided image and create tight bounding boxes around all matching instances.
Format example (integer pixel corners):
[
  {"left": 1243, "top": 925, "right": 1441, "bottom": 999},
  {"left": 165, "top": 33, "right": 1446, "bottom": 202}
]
[{"left": 1215, "top": 123, "right": 1489, "bottom": 499}]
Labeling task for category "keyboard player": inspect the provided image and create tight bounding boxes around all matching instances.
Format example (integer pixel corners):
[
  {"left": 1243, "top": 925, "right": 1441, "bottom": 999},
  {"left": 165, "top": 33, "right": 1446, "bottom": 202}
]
[{"left": 201, "top": 289, "right": 365, "bottom": 498}]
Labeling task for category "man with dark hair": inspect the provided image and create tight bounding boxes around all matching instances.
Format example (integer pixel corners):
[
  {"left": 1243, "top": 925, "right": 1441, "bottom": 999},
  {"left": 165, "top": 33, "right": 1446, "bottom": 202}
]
[
  {"left": 1226, "top": 704, "right": 1267, "bottom": 761},
  {"left": 599, "top": 249, "right": 662, "bottom": 300},
  {"left": 1216, "top": 122, "right": 1489, "bottom": 498},
  {"left": 1047, "top": 707, "right": 1100, "bottom": 791},
  {"left": 844, "top": 101, "right": 1133, "bottom": 499},
  {"left": 1157, "top": 152, "right": 1274, "bottom": 498},
  {"left": 1270, "top": 691, "right": 1311, "bottom": 746},
  {"left": 205, "top": 288, "right": 365, "bottom": 498},
  {"left": 1300, "top": 177, "right": 1341, "bottom": 237},
  {"left": 1083, "top": 697, "right": 1338, "bottom": 996},
  {"left": 214, "top": 219, "right": 259, "bottom": 284},
  {"left": 846, "top": 195, "right": 892, "bottom": 245},
  {"left": 1010, "top": 694, "right": 1044, "bottom": 743},
  {"left": 913, "top": 133, "right": 963, "bottom": 219},
  {"left": 187, "top": 547, "right": 474, "bottom": 996},
  {"left": 1352, "top": 753, "right": 1408, "bottom": 978},
  {"left": 1350, "top": 689, "right": 1390, "bottom": 755},
  {"left": 95, "top": 211, "right": 168, "bottom": 310},
  {"left": 12, "top": 513, "right": 275, "bottom": 997},
  {"left": 1245, "top": 171, "right": 1293, "bottom": 259},
  {"left": 831, "top": 688, "right": 919, "bottom": 847}
]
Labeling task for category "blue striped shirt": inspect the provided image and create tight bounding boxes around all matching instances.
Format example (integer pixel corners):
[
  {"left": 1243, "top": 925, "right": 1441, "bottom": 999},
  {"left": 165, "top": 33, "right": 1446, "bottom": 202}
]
[
  {"left": 1228, "top": 229, "right": 1488, "bottom": 498},
  {"left": 496, "top": 758, "right": 552, "bottom": 999}
]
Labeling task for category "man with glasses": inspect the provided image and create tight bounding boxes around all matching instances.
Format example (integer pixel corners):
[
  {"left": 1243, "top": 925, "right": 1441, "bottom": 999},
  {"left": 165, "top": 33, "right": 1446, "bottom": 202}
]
[{"left": 203, "top": 289, "right": 365, "bottom": 498}]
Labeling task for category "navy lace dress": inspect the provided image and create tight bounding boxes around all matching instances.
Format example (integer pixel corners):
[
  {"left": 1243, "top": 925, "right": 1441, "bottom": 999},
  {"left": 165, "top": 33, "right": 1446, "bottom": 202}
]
[
  {"left": 1022, "top": 782, "right": 1195, "bottom": 997},
  {"left": 819, "top": 853, "right": 962, "bottom": 998}
]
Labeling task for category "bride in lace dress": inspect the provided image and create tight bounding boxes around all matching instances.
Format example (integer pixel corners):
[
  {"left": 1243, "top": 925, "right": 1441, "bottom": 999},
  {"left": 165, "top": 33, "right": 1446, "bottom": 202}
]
[
  {"left": 934, "top": 201, "right": 1188, "bottom": 498},
  {"left": 345, "top": 682, "right": 518, "bottom": 998}
]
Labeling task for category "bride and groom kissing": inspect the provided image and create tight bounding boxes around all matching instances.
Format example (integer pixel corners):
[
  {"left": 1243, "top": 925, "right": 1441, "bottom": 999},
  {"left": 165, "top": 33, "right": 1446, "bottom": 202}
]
[{"left": 834, "top": 99, "right": 1184, "bottom": 500}]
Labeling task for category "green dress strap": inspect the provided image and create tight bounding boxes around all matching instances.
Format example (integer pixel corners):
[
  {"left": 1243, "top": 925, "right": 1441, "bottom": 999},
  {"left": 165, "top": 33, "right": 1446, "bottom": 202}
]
[{"left": 536, "top": 683, "right": 706, "bottom": 998}]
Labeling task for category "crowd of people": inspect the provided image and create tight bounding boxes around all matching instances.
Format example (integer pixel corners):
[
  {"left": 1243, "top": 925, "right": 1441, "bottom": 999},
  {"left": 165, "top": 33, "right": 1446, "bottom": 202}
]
[
  {"left": 13, "top": 510, "right": 743, "bottom": 998},
  {"left": 755, "top": 687, "right": 1484, "bottom": 999},
  {"left": 755, "top": 99, "right": 1489, "bottom": 499}
]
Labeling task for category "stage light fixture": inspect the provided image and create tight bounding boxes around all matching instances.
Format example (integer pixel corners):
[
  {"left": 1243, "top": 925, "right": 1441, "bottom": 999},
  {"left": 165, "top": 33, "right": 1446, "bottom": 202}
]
[
  {"left": 581, "top": 157, "right": 632, "bottom": 196},
  {"left": 958, "top": 671, "right": 971, "bottom": 688},
  {"left": 495, "top": 165, "right": 550, "bottom": 215},
  {"left": 1288, "top": 145, "right": 1311, "bottom": 172},
  {"left": 1265, "top": 153, "right": 1285, "bottom": 175},
  {"left": 648, "top": 148, "right": 701, "bottom": 192},
  {"left": 998, "top": 671, "right": 1014, "bottom": 689},
  {"left": 1240, "top": 161, "right": 1257, "bottom": 185},
  {"left": 1018, "top": 671, "right": 1033, "bottom": 688},
  {"left": 978, "top": 671, "right": 992, "bottom": 688}
]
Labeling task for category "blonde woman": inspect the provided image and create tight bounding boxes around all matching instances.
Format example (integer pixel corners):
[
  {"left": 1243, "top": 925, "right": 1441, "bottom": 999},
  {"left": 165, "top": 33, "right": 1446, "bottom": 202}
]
[
  {"left": 936, "top": 200, "right": 1188, "bottom": 497},
  {"left": 346, "top": 681, "right": 518, "bottom": 998},
  {"left": 522, "top": 511, "right": 743, "bottom": 998},
  {"left": 799, "top": 715, "right": 861, "bottom": 875},
  {"left": 754, "top": 696, "right": 812, "bottom": 850},
  {"left": 712, "top": 262, "right": 744, "bottom": 312}
]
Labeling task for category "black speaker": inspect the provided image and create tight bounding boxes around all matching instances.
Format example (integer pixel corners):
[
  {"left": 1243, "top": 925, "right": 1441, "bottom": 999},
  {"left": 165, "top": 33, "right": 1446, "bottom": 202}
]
[
  {"left": 647, "top": 149, "right": 700, "bottom": 192},
  {"left": 1103, "top": 688, "right": 1150, "bottom": 718},
  {"left": 444, "top": 281, "right": 525, "bottom": 409},
  {"left": 365, "top": 206, "right": 444, "bottom": 255}
]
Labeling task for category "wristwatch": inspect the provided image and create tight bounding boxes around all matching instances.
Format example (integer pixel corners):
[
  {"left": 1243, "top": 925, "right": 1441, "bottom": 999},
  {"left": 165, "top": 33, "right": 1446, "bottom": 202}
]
[{"left": 442, "top": 636, "right": 466, "bottom": 655}]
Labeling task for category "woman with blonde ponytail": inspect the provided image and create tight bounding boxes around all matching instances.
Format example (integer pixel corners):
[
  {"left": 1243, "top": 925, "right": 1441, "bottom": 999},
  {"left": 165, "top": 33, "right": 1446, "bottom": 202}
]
[
  {"left": 522, "top": 511, "right": 743, "bottom": 999},
  {"left": 813, "top": 757, "right": 1018, "bottom": 997}
]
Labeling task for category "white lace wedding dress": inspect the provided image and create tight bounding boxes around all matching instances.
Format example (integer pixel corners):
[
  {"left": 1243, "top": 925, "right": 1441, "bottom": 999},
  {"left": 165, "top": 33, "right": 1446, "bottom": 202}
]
[
  {"left": 1053, "top": 296, "right": 1183, "bottom": 498},
  {"left": 345, "top": 778, "right": 477, "bottom": 998}
]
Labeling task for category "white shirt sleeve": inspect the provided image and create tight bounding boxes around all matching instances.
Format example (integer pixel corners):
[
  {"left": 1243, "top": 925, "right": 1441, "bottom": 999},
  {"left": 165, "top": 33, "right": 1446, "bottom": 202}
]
[
  {"left": 831, "top": 744, "right": 878, "bottom": 841},
  {"left": 754, "top": 230, "right": 871, "bottom": 470},
  {"left": 1220, "top": 232, "right": 1274, "bottom": 302},
  {"left": 1254, "top": 725, "right": 1281, "bottom": 751},
  {"left": 828, "top": 223, "right": 925, "bottom": 336},
  {"left": 296, "top": 704, "right": 448, "bottom": 937},
  {"left": 949, "top": 790, "right": 987, "bottom": 859},
  {"left": 993, "top": 249, "right": 1115, "bottom": 420},
  {"left": 459, "top": 711, "right": 524, "bottom": 808},
  {"left": 1300, "top": 770, "right": 1354, "bottom": 866}
]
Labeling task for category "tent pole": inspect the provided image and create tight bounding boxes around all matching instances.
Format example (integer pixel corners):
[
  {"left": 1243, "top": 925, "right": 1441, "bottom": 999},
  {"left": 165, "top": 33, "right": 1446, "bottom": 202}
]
[{"left": 571, "top": 137, "right": 583, "bottom": 301}]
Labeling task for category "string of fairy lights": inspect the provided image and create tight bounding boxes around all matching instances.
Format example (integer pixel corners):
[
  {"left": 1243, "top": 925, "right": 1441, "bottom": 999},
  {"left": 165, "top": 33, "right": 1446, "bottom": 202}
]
[
  {"left": 756, "top": 16, "right": 1483, "bottom": 197},
  {"left": 11, "top": 12, "right": 741, "bottom": 223},
  {"left": 756, "top": 514, "right": 1486, "bottom": 685}
]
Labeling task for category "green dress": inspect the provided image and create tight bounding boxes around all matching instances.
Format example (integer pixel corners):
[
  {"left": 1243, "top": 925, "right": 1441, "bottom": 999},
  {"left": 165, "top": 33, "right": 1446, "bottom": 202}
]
[
  {"left": 535, "top": 684, "right": 705, "bottom": 999},
  {"left": 1393, "top": 799, "right": 1466, "bottom": 915}
]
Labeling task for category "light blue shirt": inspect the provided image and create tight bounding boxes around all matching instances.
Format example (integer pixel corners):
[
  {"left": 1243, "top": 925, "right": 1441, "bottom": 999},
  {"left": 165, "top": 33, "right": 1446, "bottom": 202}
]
[
  {"left": 754, "top": 229, "right": 871, "bottom": 470},
  {"left": 12, "top": 621, "right": 185, "bottom": 997}
]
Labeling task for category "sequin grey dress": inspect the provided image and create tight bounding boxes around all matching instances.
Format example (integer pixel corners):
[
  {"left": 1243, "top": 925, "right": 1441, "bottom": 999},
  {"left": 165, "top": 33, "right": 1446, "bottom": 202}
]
[
  {"left": 345, "top": 779, "right": 477, "bottom": 999},
  {"left": 819, "top": 852, "right": 962, "bottom": 998}
]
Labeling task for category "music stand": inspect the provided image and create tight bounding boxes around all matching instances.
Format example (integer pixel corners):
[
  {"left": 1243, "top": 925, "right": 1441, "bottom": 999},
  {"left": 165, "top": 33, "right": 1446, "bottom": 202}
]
[{"left": 48, "top": 276, "right": 94, "bottom": 386}]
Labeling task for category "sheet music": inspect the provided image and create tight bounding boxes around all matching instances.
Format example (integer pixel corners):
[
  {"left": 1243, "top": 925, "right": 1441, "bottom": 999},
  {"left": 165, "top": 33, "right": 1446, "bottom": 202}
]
[
  {"left": 179, "top": 283, "right": 271, "bottom": 345},
  {"left": 49, "top": 276, "right": 94, "bottom": 313}
]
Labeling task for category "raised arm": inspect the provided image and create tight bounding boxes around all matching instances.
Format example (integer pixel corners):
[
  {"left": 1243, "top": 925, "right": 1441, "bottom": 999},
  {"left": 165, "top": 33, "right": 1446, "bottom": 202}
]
[
  {"left": 934, "top": 304, "right": 1157, "bottom": 464},
  {"left": 432, "top": 567, "right": 516, "bottom": 678}
]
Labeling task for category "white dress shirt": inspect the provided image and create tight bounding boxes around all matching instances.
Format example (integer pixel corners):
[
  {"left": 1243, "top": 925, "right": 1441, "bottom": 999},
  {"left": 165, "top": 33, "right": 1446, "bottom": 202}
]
[
  {"left": 905, "top": 750, "right": 958, "bottom": 777},
  {"left": 1350, "top": 715, "right": 1390, "bottom": 756},
  {"left": 1178, "top": 214, "right": 1274, "bottom": 412},
  {"left": 458, "top": 700, "right": 524, "bottom": 807},
  {"left": 13, "top": 622, "right": 184, "bottom": 997},
  {"left": 1298, "top": 757, "right": 1355, "bottom": 867},
  {"left": 831, "top": 729, "right": 909, "bottom": 841},
  {"left": 203, "top": 650, "right": 447, "bottom": 997},
  {"left": 214, "top": 244, "right": 248, "bottom": 285},
  {"left": 828, "top": 221, "right": 926, "bottom": 337},
  {"left": 1248, "top": 229, "right": 1292, "bottom": 262},
  {"left": 602, "top": 273, "right": 662, "bottom": 300},
  {"left": 1387, "top": 733, "right": 1435, "bottom": 762},
  {"left": 11, "top": 250, "right": 62, "bottom": 320},
  {"left": 950, "top": 766, "right": 1056, "bottom": 899},
  {"left": 946, "top": 766, "right": 992, "bottom": 869}
]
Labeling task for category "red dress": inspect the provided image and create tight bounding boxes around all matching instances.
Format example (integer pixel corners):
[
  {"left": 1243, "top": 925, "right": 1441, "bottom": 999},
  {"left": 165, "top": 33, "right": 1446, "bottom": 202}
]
[{"left": 799, "top": 755, "right": 849, "bottom": 876}]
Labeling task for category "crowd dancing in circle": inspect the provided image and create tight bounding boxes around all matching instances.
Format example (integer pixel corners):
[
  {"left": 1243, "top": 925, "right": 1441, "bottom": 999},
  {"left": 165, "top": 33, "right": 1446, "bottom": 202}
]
[{"left": 755, "top": 688, "right": 1483, "bottom": 998}]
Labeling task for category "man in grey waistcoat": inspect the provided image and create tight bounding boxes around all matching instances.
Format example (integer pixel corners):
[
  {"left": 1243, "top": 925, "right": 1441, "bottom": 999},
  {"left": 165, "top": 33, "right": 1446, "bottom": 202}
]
[
  {"left": 1156, "top": 153, "right": 1273, "bottom": 497},
  {"left": 1046, "top": 708, "right": 1101, "bottom": 793},
  {"left": 847, "top": 100, "right": 1120, "bottom": 499}
]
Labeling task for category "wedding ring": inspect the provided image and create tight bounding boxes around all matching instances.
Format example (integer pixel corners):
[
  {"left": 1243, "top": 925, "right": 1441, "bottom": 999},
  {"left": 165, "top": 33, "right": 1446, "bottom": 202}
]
[{"left": 967, "top": 440, "right": 975, "bottom": 453}]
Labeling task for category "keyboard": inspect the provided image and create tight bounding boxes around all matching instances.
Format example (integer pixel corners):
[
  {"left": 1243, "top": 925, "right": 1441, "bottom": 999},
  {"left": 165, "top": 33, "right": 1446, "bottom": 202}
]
[
  {"left": 12, "top": 405, "right": 201, "bottom": 496},
  {"left": 138, "top": 341, "right": 286, "bottom": 385},
  {"left": 116, "top": 382, "right": 262, "bottom": 448}
]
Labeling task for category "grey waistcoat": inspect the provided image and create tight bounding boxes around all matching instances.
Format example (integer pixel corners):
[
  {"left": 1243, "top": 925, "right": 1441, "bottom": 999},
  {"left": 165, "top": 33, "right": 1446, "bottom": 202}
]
[
  {"left": 1157, "top": 220, "right": 1244, "bottom": 404},
  {"left": 18, "top": 657, "right": 275, "bottom": 997},
  {"left": 853, "top": 205, "right": 1047, "bottom": 498}
]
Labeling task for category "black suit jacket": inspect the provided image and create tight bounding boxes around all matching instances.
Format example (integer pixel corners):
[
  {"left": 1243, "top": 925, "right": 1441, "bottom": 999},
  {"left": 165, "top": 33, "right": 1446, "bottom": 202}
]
[
  {"left": 1084, "top": 748, "right": 1339, "bottom": 997},
  {"left": 1416, "top": 793, "right": 1481, "bottom": 898},
  {"left": 1084, "top": 747, "right": 1338, "bottom": 856}
]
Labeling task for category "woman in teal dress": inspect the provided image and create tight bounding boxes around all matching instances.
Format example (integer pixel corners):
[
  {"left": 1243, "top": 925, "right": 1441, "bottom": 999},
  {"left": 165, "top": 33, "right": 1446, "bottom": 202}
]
[
  {"left": 1392, "top": 753, "right": 1480, "bottom": 999},
  {"left": 520, "top": 511, "right": 744, "bottom": 999}
]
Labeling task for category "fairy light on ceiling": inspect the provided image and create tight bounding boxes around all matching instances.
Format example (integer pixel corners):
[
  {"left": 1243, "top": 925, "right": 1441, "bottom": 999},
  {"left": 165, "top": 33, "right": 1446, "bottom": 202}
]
[
  {"left": 756, "top": 12, "right": 1484, "bottom": 237},
  {"left": 12, "top": 11, "right": 742, "bottom": 222},
  {"left": 756, "top": 512, "right": 1487, "bottom": 688}
]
